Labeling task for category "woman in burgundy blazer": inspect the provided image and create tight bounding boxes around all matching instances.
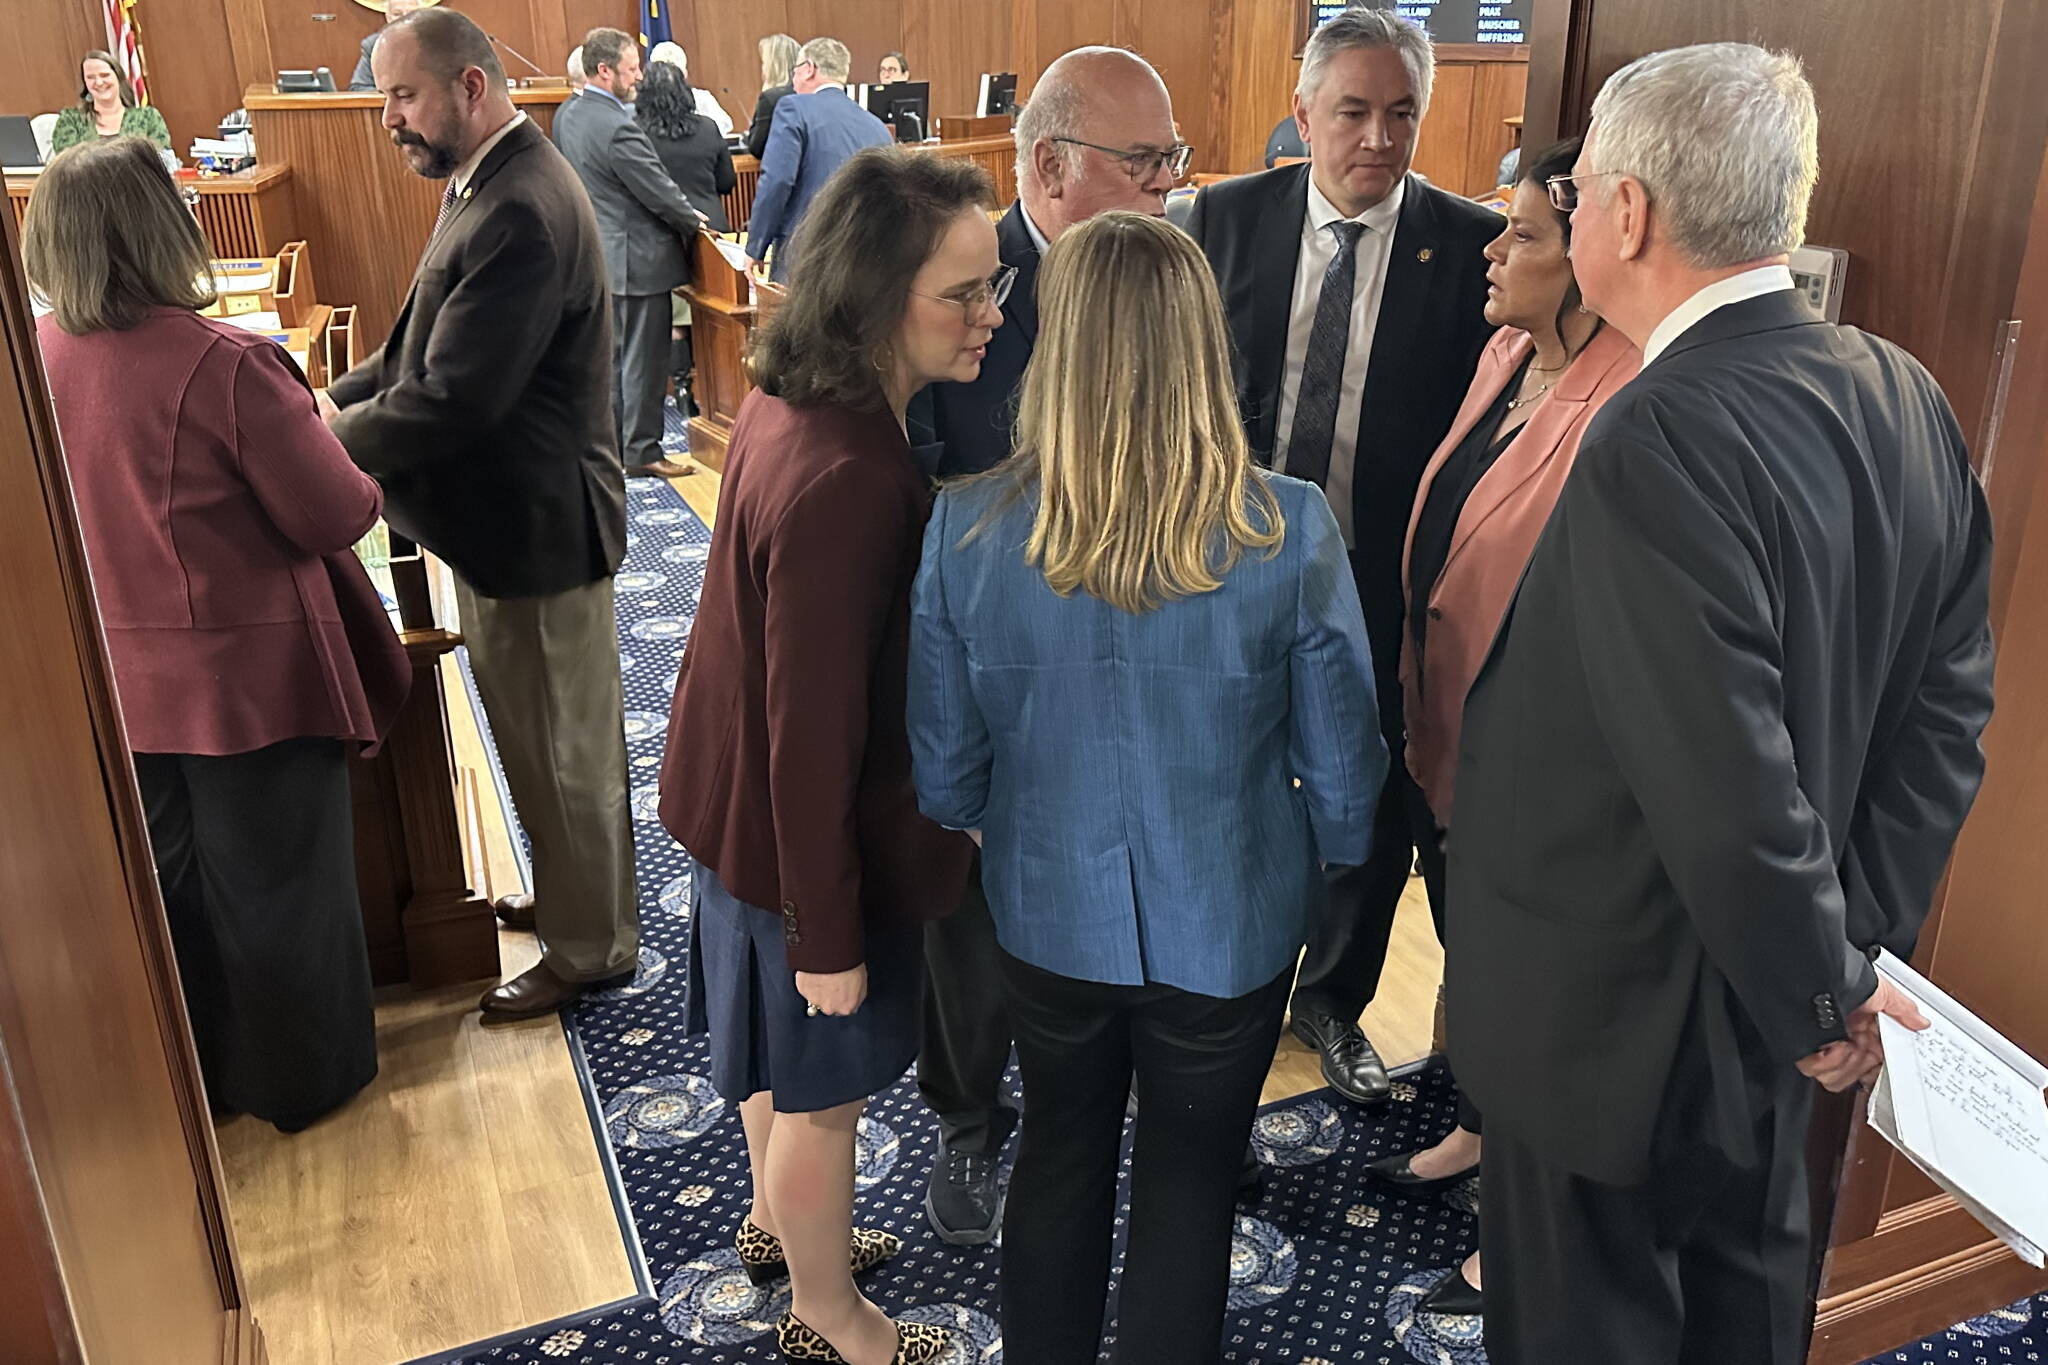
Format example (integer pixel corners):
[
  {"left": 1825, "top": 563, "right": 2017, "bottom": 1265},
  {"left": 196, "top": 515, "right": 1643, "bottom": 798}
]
[
  {"left": 1363, "top": 140, "right": 1641, "bottom": 1318},
  {"left": 25, "top": 138, "right": 408, "bottom": 1133},
  {"left": 660, "top": 149, "right": 995, "bottom": 1365}
]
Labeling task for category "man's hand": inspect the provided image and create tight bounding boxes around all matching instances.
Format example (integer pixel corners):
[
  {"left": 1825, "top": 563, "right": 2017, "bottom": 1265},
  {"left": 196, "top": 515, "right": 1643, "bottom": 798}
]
[
  {"left": 795, "top": 964, "right": 868, "bottom": 1017},
  {"left": 316, "top": 388, "right": 342, "bottom": 425},
  {"left": 1796, "top": 975, "right": 1930, "bottom": 1092}
]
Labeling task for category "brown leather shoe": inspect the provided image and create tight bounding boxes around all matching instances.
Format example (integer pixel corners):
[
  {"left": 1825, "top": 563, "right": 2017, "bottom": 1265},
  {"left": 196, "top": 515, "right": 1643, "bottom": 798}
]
[
  {"left": 493, "top": 893, "right": 537, "bottom": 931},
  {"left": 478, "top": 961, "right": 631, "bottom": 1020},
  {"left": 626, "top": 457, "right": 696, "bottom": 479}
]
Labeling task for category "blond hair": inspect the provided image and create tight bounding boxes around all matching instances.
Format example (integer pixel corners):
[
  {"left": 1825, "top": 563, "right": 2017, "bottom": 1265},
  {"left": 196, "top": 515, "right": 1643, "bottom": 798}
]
[
  {"left": 988, "top": 211, "right": 1282, "bottom": 614},
  {"left": 24, "top": 138, "right": 215, "bottom": 335}
]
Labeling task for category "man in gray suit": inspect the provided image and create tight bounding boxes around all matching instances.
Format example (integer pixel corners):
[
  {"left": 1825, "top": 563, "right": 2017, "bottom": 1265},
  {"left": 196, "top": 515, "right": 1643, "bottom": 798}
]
[
  {"left": 554, "top": 26, "right": 707, "bottom": 479},
  {"left": 347, "top": 0, "right": 422, "bottom": 92}
]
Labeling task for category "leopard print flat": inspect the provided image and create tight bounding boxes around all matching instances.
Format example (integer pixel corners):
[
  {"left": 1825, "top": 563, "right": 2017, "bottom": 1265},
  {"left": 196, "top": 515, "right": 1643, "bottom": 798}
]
[
  {"left": 774, "top": 1313, "right": 950, "bottom": 1364},
  {"left": 735, "top": 1217, "right": 902, "bottom": 1287}
]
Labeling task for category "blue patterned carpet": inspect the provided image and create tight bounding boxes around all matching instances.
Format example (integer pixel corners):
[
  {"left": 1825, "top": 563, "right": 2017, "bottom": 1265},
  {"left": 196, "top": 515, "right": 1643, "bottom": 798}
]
[{"left": 443, "top": 410, "right": 2046, "bottom": 1365}]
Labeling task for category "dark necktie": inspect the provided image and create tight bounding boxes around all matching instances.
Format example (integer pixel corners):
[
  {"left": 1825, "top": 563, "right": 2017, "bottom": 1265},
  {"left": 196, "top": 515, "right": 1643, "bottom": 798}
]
[
  {"left": 1284, "top": 219, "right": 1369, "bottom": 489},
  {"left": 431, "top": 179, "right": 460, "bottom": 240}
]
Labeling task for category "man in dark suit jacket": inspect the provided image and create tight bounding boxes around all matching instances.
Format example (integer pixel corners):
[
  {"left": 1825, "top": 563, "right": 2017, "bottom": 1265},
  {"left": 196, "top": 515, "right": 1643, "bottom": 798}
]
[
  {"left": 1449, "top": 44, "right": 1994, "bottom": 1364},
  {"left": 324, "top": 7, "right": 640, "bottom": 1020},
  {"left": 745, "top": 37, "right": 890, "bottom": 283},
  {"left": 555, "top": 26, "right": 706, "bottom": 481},
  {"left": 346, "top": 0, "right": 420, "bottom": 92},
  {"left": 1187, "top": 8, "right": 1497, "bottom": 1106},
  {"left": 903, "top": 44, "right": 1190, "bottom": 1248}
]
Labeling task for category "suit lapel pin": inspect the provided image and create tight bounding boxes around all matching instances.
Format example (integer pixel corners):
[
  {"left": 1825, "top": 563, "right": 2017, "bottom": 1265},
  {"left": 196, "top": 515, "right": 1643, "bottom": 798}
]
[
  {"left": 1417, "top": 247, "right": 1434, "bottom": 263},
  {"left": 462, "top": 187, "right": 475, "bottom": 200}
]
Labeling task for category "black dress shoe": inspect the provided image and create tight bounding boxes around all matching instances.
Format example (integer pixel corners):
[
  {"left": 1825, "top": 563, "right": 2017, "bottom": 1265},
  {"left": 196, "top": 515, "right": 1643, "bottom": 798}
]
[
  {"left": 1363, "top": 1150, "right": 1481, "bottom": 1193},
  {"left": 1418, "top": 1264, "right": 1484, "bottom": 1316},
  {"left": 478, "top": 961, "right": 633, "bottom": 1021},
  {"left": 925, "top": 1145, "right": 1003, "bottom": 1245},
  {"left": 493, "top": 893, "right": 536, "bottom": 931},
  {"left": 1290, "top": 1011, "right": 1392, "bottom": 1104}
]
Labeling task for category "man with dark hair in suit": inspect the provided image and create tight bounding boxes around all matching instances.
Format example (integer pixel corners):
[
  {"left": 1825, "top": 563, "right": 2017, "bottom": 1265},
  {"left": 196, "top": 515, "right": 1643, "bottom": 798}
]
[
  {"left": 744, "top": 36, "right": 890, "bottom": 283},
  {"left": 347, "top": 0, "right": 422, "bottom": 92},
  {"left": 1450, "top": 42, "right": 1993, "bottom": 1364},
  {"left": 1186, "top": 5, "right": 1498, "bottom": 1108},
  {"left": 904, "top": 44, "right": 1189, "bottom": 1248},
  {"left": 322, "top": 4, "right": 641, "bottom": 1020},
  {"left": 555, "top": 25, "right": 706, "bottom": 481}
]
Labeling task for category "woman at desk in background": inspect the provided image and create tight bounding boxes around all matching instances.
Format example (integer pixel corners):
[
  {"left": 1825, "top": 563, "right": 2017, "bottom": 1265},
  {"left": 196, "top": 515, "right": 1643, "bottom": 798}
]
[
  {"left": 23, "top": 138, "right": 408, "bottom": 1134},
  {"left": 638, "top": 59, "right": 735, "bottom": 417},
  {"left": 50, "top": 51, "right": 170, "bottom": 155},
  {"left": 878, "top": 53, "right": 909, "bottom": 84},
  {"left": 747, "top": 32, "right": 800, "bottom": 160}
]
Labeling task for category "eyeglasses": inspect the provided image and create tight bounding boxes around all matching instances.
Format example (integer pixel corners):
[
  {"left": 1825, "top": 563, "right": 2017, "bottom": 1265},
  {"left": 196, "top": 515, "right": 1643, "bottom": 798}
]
[
  {"left": 912, "top": 264, "right": 1018, "bottom": 317},
  {"left": 1545, "top": 170, "right": 1624, "bottom": 213},
  {"left": 1052, "top": 138, "right": 1195, "bottom": 183}
]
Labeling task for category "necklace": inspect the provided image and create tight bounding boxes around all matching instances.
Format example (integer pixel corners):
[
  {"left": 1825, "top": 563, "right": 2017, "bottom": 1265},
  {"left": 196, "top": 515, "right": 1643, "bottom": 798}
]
[{"left": 1506, "top": 380, "right": 1554, "bottom": 411}]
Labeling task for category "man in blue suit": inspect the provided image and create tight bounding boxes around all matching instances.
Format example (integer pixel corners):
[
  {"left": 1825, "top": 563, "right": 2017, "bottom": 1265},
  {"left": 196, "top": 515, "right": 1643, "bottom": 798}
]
[
  {"left": 743, "top": 37, "right": 890, "bottom": 282},
  {"left": 906, "top": 45, "right": 1191, "bottom": 1247}
]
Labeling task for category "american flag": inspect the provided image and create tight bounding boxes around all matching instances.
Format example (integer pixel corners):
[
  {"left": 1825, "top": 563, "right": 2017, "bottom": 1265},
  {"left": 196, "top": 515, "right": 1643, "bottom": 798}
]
[{"left": 103, "top": 0, "right": 149, "bottom": 104}]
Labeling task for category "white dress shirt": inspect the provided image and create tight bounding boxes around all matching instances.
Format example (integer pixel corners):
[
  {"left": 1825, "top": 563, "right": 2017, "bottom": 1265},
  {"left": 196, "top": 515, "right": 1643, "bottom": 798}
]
[
  {"left": 1641, "top": 263, "right": 1796, "bottom": 368},
  {"left": 1273, "top": 174, "right": 1406, "bottom": 547},
  {"left": 451, "top": 110, "right": 529, "bottom": 198},
  {"left": 694, "top": 87, "right": 736, "bottom": 137}
]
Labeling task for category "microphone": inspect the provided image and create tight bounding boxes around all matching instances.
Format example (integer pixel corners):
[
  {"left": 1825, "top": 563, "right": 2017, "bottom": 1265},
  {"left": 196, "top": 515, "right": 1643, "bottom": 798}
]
[{"left": 486, "top": 31, "right": 548, "bottom": 80}]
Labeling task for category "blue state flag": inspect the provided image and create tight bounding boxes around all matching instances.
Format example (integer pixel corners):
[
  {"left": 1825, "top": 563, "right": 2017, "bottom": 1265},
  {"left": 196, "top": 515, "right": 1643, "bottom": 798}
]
[{"left": 641, "top": 0, "right": 672, "bottom": 48}]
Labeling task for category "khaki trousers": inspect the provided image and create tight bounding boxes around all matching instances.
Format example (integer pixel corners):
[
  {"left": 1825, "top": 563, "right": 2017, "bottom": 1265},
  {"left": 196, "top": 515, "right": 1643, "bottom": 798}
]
[{"left": 455, "top": 574, "right": 639, "bottom": 981}]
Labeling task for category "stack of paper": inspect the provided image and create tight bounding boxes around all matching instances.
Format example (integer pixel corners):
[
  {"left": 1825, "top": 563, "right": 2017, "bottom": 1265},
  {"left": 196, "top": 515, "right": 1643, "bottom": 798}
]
[{"left": 1868, "top": 949, "right": 2048, "bottom": 1267}]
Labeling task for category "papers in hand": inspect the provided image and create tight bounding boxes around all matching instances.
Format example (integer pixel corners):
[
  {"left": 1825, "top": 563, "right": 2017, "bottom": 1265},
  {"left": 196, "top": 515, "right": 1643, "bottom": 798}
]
[{"left": 1867, "top": 949, "right": 2048, "bottom": 1267}]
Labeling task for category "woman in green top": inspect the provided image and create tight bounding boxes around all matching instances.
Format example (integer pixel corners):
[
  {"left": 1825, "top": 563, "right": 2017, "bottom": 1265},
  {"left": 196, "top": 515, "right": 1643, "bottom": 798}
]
[{"left": 50, "top": 51, "right": 171, "bottom": 156}]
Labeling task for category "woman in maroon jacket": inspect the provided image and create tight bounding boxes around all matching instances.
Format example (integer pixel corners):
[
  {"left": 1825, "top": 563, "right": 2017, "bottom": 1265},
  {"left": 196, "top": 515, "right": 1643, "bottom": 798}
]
[
  {"left": 24, "top": 138, "right": 409, "bottom": 1133},
  {"left": 660, "top": 147, "right": 999, "bottom": 1365}
]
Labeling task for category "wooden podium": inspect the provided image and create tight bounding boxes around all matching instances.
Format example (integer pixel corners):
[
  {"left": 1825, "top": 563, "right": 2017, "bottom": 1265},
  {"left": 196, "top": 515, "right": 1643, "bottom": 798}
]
[{"left": 681, "top": 232, "right": 786, "bottom": 471}]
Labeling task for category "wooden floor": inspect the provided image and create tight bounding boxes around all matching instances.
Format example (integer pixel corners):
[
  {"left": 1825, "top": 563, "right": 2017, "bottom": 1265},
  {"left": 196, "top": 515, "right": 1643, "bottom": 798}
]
[
  {"left": 217, "top": 456, "right": 1439, "bottom": 1365},
  {"left": 214, "top": 649, "right": 639, "bottom": 1365}
]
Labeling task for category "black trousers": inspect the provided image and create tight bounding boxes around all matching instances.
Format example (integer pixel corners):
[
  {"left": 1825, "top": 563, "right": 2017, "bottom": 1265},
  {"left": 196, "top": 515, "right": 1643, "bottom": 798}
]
[
  {"left": 916, "top": 851, "right": 1018, "bottom": 1154},
  {"left": 1291, "top": 760, "right": 1445, "bottom": 1023},
  {"left": 1480, "top": 1072, "right": 1815, "bottom": 1365},
  {"left": 998, "top": 950, "right": 1291, "bottom": 1365},
  {"left": 134, "top": 738, "right": 378, "bottom": 1129},
  {"left": 612, "top": 291, "right": 673, "bottom": 469}
]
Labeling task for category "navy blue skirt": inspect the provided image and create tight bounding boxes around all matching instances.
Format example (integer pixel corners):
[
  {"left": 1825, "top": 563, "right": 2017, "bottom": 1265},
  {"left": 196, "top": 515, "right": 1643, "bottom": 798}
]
[{"left": 684, "top": 861, "right": 925, "bottom": 1114}]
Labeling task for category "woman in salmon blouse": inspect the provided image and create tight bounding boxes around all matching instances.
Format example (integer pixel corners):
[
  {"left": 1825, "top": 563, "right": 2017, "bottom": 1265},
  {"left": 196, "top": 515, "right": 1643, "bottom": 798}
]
[{"left": 1366, "top": 137, "right": 1642, "bottom": 1318}]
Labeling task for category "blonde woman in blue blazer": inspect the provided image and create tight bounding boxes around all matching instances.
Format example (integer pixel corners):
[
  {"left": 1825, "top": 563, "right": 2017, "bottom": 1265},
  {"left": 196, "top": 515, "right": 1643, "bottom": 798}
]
[{"left": 908, "top": 211, "right": 1385, "bottom": 1365}]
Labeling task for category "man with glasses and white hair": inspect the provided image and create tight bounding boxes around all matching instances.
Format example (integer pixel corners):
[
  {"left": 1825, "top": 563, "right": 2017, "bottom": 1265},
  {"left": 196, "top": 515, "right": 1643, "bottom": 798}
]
[
  {"left": 906, "top": 43, "right": 1190, "bottom": 1247},
  {"left": 1446, "top": 42, "right": 1994, "bottom": 1363},
  {"left": 1187, "top": 4, "right": 1498, "bottom": 1114}
]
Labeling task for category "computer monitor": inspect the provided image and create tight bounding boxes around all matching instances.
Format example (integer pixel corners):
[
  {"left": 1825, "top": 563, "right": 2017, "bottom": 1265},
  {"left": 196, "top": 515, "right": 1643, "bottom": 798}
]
[
  {"left": 0, "top": 116, "right": 45, "bottom": 171},
  {"left": 976, "top": 73, "right": 1018, "bottom": 118},
  {"left": 888, "top": 85, "right": 929, "bottom": 143},
  {"left": 275, "top": 67, "right": 337, "bottom": 93}
]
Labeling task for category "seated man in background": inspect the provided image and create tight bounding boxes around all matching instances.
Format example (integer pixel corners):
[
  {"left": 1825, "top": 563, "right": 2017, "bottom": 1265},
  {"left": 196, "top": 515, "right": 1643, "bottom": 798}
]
[
  {"left": 907, "top": 45, "right": 1186, "bottom": 1247},
  {"left": 565, "top": 44, "right": 586, "bottom": 93},
  {"left": 745, "top": 36, "right": 890, "bottom": 283},
  {"left": 349, "top": 0, "right": 422, "bottom": 92},
  {"left": 555, "top": 26, "right": 707, "bottom": 480}
]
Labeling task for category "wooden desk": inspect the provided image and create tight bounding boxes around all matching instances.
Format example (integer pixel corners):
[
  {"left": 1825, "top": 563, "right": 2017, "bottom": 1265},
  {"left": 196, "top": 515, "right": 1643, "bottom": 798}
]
[
  {"left": 8, "top": 164, "right": 297, "bottom": 259},
  {"left": 244, "top": 86, "right": 572, "bottom": 349}
]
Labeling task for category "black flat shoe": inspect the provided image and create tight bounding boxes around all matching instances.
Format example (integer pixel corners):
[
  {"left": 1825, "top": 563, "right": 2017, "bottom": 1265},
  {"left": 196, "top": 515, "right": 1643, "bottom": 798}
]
[
  {"left": 1363, "top": 1150, "right": 1481, "bottom": 1193},
  {"left": 1418, "top": 1264, "right": 1484, "bottom": 1316}
]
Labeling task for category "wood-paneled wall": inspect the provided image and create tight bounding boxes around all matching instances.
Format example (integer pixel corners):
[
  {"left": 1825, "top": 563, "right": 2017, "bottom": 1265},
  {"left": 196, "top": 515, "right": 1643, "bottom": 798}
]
[{"left": 2, "top": 0, "right": 1523, "bottom": 182}]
